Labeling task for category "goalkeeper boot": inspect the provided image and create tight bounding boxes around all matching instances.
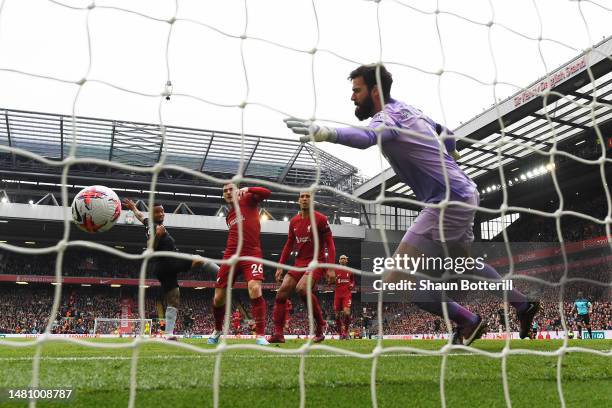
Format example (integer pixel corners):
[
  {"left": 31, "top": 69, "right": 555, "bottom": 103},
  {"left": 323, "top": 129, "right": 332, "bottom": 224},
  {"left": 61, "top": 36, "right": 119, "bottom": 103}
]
[
  {"left": 207, "top": 330, "right": 222, "bottom": 345},
  {"left": 518, "top": 302, "right": 540, "bottom": 339},
  {"left": 451, "top": 327, "right": 463, "bottom": 345},
  {"left": 267, "top": 334, "right": 286, "bottom": 344},
  {"left": 461, "top": 315, "right": 487, "bottom": 346},
  {"left": 255, "top": 336, "right": 270, "bottom": 346}
]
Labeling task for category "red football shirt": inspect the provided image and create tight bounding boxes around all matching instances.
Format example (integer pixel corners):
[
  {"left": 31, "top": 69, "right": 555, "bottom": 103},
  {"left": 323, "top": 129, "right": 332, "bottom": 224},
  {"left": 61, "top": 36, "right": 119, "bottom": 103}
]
[
  {"left": 279, "top": 211, "right": 335, "bottom": 268},
  {"left": 335, "top": 270, "right": 354, "bottom": 292},
  {"left": 224, "top": 187, "right": 270, "bottom": 258}
]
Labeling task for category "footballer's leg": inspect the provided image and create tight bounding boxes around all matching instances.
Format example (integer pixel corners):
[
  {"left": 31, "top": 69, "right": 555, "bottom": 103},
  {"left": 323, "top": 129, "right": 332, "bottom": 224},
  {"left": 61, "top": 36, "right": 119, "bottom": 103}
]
[
  {"left": 209, "top": 264, "right": 231, "bottom": 344},
  {"left": 163, "top": 286, "right": 180, "bottom": 340},
  {"left": 586, "top": 317, "right": 592, "bottom": 339},
  {"left": 576, "top": 319, "right": 583, "bottom": 339},
  {"left": 334, "top": 294, "right": 344, "bottom": 338},
  {"left": 448, "top": 242, "right": 539, "bottom": 340},
  {"left": 384, "top": 241, "right": 485, "bottom": 346},
  {"left": 209, "top": 287, "right": 226, "bottom": 344},
  {"left": 296, "top": 270, "right": 326, "bottom": 343},
  {"left": 245, "top": 261, "right": 268, "bottom": 346},
  {"left": 269, "top": 272, "right": 299, "bottom": 343},
  {"left": 343, "top": 302, "right": 351, "bottom": 340},
  {"left": 194, "top": 257, "right": 220, "bottom": 275},
  {"left": 155, "top": 262, "right": 180, "bottom": 341},
  {"left": 335, "top": 310, "right": 344, "bottom": 339}
]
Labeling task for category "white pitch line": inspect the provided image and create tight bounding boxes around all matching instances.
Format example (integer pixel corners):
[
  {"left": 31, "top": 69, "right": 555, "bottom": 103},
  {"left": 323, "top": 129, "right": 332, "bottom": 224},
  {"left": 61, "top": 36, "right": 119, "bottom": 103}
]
[{"left": 0, "top": 353, "right": 477, "bottom": 362}]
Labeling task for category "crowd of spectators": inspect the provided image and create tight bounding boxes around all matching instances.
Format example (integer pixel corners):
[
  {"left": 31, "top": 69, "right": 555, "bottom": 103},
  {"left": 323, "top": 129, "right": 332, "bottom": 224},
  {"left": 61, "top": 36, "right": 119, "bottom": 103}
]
[
  {"left": 0, "top": 249, "right": 280, "bottom": 283},
  {"left": 0, "top": 249, "right": 139, "bottom": 278},
  {"left": 0, "top": 188, "right": 608, "bottom": 337},
  {"left": 1, "top": 283, "right": 609, "bottom": 336}
]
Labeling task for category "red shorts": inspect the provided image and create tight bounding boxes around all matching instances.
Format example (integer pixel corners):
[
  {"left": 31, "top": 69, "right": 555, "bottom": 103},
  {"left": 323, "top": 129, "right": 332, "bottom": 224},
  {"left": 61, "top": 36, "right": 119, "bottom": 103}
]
[
  {"left": 216, "top": 260, "right": 264, "bottom": 288},
  {"left": 334, "top": 290, "right": 352, "bottom": 311},
  {"left": 286, "top": 267, "right": 325, "bottom": 284}
]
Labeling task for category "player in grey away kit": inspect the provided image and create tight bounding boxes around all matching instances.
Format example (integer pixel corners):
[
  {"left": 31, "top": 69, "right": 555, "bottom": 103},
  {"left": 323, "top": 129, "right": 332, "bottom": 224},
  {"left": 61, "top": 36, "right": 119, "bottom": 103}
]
[{"left": 123, "top": 199, "right": 219, "bottom": 340}]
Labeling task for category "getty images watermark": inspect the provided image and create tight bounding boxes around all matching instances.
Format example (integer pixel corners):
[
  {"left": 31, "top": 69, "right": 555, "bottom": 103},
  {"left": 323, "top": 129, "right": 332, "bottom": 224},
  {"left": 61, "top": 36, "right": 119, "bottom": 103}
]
[
  {"left": 369, "top": 254, "right": 514, "bottom": 293},
  {"left": 361, "top": 239, "right": 609, "bottom": 303}
]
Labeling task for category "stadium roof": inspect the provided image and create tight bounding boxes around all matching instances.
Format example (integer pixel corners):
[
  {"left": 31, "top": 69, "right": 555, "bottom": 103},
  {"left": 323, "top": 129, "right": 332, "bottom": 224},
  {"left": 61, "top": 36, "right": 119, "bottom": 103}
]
[
  {"left": 355, "top": 35, "right": 612, "bottom": 202},
  {"left": 0, "top": 108, "right": 360, "bottom": 191}
]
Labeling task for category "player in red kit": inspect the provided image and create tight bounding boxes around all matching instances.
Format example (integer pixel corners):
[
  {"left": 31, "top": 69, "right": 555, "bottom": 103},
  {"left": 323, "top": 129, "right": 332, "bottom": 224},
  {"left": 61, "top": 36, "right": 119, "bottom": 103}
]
[
  {"left": 231, "top": 309, "right": 242, "bottom": 335},
  {"left": 208, "top": 184, "right": 270, "bottom": 346},
  {"left": 284, "top": 299, "right": 293, "bottom": 331},
  {"left": 268, "top": 191, "right": 336, "bottom": 343},
  {"left": 334, "top": 255, "right": 354, "bottom": 339}
]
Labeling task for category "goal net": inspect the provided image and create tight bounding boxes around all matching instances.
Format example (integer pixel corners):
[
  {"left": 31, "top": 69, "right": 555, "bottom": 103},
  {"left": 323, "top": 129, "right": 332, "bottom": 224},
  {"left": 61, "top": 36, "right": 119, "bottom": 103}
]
[
  {"left": 93, "top": 318, "right": 152, "bottom": 337},
  {"left": 0, "top": 1, "right": 610, "bottom": 407}
]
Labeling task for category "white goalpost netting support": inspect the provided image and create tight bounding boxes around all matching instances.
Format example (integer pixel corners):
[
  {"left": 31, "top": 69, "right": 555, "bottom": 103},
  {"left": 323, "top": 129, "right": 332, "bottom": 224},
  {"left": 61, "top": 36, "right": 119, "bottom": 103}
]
[
  {"left": 0, "top": 1, "right": 610, "bottom": 408},
  {"left": 93, "top": 318, "right": 152, "bottom": 336}
]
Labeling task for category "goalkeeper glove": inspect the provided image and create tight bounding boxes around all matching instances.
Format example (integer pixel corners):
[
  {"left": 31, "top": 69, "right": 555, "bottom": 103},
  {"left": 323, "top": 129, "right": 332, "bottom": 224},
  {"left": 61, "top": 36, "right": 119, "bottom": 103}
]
[{"left": 284, "top": 118, "right": 337, "bottom": 143}]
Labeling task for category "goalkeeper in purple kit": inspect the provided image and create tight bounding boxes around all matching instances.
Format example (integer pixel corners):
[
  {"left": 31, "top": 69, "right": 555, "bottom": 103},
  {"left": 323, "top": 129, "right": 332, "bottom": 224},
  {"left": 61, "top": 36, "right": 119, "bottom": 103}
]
[{"left": 284, "top": 64, "right": 538, "bottom": 345}]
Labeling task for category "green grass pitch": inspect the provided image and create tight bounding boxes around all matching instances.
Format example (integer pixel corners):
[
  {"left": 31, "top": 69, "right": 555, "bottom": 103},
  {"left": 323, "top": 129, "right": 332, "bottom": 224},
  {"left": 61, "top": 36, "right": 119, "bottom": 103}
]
[{"left": 0, "top": 339, "right": 610, "bottom": 407}]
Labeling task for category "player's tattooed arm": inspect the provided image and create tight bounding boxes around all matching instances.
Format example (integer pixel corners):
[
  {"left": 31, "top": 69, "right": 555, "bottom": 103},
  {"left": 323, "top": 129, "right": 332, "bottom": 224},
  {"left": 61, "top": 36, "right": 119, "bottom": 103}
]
[{"left": 121, "top": 198, "right": 146, "bottom": 223}]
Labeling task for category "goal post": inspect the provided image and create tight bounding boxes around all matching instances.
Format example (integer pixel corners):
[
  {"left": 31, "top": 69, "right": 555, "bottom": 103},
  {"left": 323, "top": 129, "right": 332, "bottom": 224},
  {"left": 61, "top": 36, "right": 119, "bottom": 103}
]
[{"left": 93, "top": 318, "right": 153, "bottom": 336}]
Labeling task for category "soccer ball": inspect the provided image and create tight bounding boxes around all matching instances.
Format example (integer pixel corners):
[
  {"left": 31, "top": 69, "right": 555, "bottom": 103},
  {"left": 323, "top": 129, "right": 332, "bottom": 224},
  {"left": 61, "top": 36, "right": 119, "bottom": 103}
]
[{"left": 71, "top": 185, "right": 121, "bottom": 233}]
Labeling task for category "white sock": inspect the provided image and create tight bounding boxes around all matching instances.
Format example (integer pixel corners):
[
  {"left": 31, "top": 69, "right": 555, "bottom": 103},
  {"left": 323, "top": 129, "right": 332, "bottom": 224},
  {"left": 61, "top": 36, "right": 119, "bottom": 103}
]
[{"left": 165, "top": 306, "right": 178, "bottom": 335}]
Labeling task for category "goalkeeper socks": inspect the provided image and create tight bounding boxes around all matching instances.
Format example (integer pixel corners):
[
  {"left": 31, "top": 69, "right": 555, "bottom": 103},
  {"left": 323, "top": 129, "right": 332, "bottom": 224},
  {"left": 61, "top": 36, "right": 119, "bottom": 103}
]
[
  {"left": 165, "top": 306, "right": 178, "bottom": 336},
  {"left": 472, "top": 263, "right": 529, "bottom": 312},
  {"left": 272, "top": 298, "right": 287, "bottom": 335},
  {"left": 250, "top": 296, "right": 267, "bottom": 336},
  {"left": 213, "top": 304, "right": 225, "bottom": 332},
  {"left": 299, "top": 293, "right": 325, "bottom": 332},
  {"left": 588, "top": 327, "right": 592, "bottom": 339}
]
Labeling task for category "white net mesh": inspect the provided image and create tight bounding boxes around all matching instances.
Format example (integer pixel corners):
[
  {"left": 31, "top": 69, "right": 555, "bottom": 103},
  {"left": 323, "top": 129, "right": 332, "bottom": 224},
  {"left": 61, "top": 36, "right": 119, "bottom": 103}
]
[{"left": 0, "top": 1, "right": 610, "bottom": 407}]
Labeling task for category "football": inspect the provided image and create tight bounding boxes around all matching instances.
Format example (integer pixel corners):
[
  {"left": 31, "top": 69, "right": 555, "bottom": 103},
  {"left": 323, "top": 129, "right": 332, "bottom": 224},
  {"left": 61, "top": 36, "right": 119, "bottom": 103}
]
[{"left": 71, "top": 185, "right": 121, "bottom": 233}]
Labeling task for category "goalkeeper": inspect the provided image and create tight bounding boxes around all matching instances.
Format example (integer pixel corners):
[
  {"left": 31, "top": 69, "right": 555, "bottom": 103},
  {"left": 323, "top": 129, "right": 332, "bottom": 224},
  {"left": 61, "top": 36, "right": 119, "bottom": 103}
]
[{"left": 284, "top": 64, "right": 539, "bottom": 345}]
